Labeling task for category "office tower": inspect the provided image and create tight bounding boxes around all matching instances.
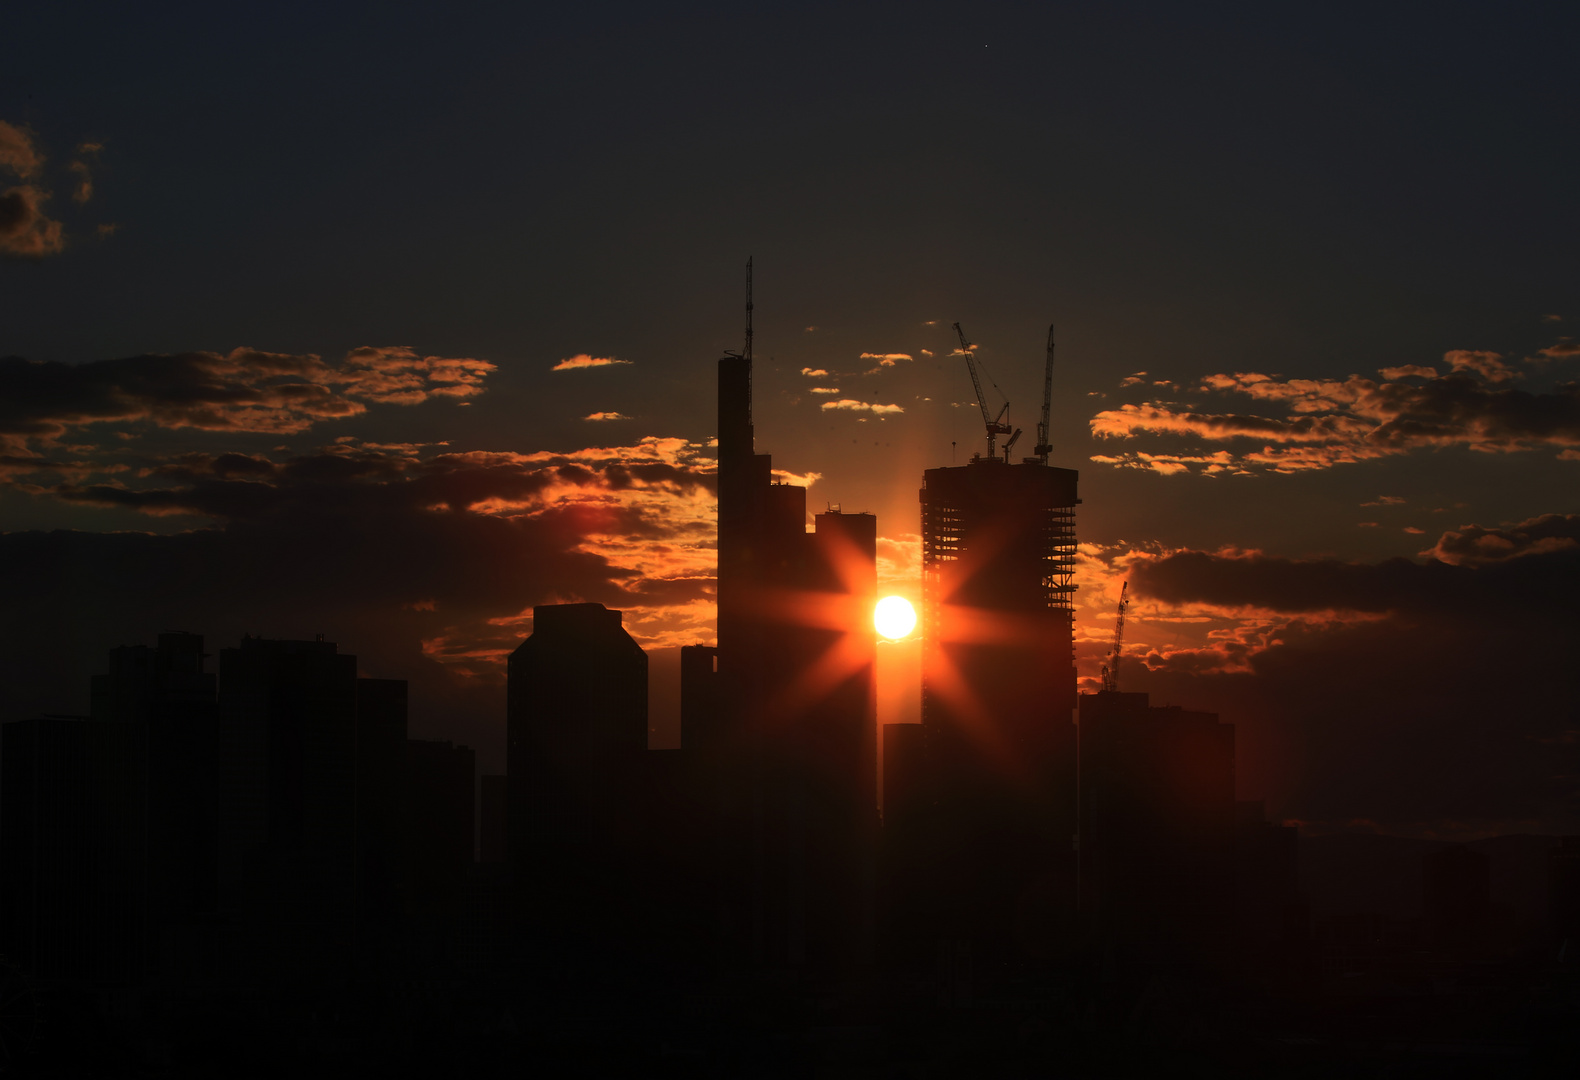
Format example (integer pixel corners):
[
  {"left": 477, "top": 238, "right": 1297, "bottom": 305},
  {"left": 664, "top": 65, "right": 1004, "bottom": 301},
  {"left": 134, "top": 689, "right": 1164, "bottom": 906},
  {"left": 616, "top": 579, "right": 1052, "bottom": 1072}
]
[
  {"left": 1078, "top": 691, "right": 1236, "bottom": 973},
  {"left": 1233, "top": 800, "right": 1306, "bottom": 971},
  {"left": 506, "top": 603, "right": 650, "bottom": 965},
  {"left": 679, "top": 644, "right": 719, "bottom": 751},
  {"left": 90, "top": 631, "right": 220, "bottom": 977},
  {"left": 0, "top": 715, "right": 144, "bottom": 983},
  {"left": 914, "top": 458, "right": 1080, "bottom": 959},
  {"left": 215, "top": 635, "right": 407, "bottom": 978},
  {"left": 714, "top": 281, "right": 879, "bottom": 974}
]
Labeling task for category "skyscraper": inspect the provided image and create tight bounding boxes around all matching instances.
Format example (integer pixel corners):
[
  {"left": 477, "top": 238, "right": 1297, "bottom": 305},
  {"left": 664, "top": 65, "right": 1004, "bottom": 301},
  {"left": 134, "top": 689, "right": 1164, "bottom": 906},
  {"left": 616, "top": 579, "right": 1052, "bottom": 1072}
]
[
  {"left": 214, "top": 635, "right": 407, "bottom": 980},
  {"left": 910, "top": 457, "right": 1080, "bottom": 959},
  {"left": 506, "top": 602, "right": 650, "bottom": 966},
  {"left": 714, "top": 272, "right": 878, "bottom": 974},
  {"left": 1078, "top": 690, "right": 1236, "bottom": 973},
  {"left": 91, "top": 631, "right": 220, "bottom": 977},
  {"left": 0, "top": 714, "right": 144, "bottom": 983}
]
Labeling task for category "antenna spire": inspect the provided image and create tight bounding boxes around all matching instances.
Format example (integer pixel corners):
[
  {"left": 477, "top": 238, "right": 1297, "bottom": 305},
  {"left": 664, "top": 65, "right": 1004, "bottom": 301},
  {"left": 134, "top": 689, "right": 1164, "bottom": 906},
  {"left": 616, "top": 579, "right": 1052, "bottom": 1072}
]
[{"left": 744, "top": 257, "right": 754, "bottom": 362}]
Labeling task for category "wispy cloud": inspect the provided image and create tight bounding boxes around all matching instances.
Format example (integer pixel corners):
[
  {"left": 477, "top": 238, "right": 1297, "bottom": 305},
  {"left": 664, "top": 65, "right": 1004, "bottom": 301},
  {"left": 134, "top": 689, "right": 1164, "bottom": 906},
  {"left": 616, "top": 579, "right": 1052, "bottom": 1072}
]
[
  {"left": 0, "top": 121, "right": 63, "bottom": 258},
  {"left": 809, "top": 387, "right": 840, "bottom": 394},
  {"left": 0, "top": 346, "right": 497, "bottom": 454},
  {"left": 1090, "top": 351, "right": 1580, "bottom": 475},
  {"left": 584, "top": 411, "right": 629, "bottom": 421},
  {"left": 820, "top": 399, "right": 904, "bottom": 416},
  {"left": 860, "top": 352, "right": 913, "bottom": 367},
  {"left": 800, "top": 367, "right": 828, "bottom": 377},
  {"left": 552, "top": 354, "right": 632, "bottom": 371}
]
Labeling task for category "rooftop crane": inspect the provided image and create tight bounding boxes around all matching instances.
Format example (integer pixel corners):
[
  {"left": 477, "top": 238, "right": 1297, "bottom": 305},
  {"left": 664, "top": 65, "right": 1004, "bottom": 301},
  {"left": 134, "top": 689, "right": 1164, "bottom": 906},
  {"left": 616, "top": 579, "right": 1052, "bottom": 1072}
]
[
  {"left": 953, "top": 322, "right": 1013, "bottom": 460},
  {"left": 1100, "top": 581, "right": 1129, "bottom": 693},
  {"left": 1031, "top": 324, "right": 1055, "bottom": 465}
]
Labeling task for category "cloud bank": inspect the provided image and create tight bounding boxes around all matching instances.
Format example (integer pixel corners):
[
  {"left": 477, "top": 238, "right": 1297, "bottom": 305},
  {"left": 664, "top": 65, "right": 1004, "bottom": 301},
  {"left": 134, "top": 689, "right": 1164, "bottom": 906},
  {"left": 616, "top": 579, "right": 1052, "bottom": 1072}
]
[{"left": 1091, "top": 351, "right": 1580, "bottom": 474}]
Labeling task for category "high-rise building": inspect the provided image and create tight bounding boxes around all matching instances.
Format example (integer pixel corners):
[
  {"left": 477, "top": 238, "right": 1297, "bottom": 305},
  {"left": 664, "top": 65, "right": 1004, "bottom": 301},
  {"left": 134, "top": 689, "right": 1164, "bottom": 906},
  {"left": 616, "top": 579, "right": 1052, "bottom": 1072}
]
[
  {"left": 1078, "top": 690, "right": 1236, "bottom": 973},
  {"left": 506, "top": 602, "right": 650, "bottom": 964},
  {"left": 0, "top": 714, "right": 144, "bottom": 983},
  {"left": 911, "top": 458, "right": 1080, "bottom": 959},
  {"left": 214, "top": 635, "right": 407, "bottom": 979},
  {"left": 714, "top": 283, "right": 879, "bottom": 974},
  {"left": 91, "top": 631, "right": 220, "bottom": 977}
]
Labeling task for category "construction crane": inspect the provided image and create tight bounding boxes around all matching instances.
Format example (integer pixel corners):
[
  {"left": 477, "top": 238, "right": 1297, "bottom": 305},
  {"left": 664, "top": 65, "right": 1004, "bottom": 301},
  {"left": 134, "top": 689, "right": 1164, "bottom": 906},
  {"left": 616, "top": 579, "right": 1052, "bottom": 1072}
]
[
  {"left": 1031, "top": 324, "right": 1055, "bottom": 465},
  {"left": 1100, "top": 581, "right": 1129, "bottom": 693},
  {"left": 953, "top": 322, "right": 1013, "bottom": 460}
]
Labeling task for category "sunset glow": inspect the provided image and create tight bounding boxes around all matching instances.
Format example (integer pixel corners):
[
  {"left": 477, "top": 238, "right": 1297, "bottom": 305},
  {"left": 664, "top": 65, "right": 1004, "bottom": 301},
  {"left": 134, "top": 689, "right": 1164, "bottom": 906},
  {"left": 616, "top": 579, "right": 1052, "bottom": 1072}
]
[{"left": 874, "top": 595, "right": 917, "bottom": 640}]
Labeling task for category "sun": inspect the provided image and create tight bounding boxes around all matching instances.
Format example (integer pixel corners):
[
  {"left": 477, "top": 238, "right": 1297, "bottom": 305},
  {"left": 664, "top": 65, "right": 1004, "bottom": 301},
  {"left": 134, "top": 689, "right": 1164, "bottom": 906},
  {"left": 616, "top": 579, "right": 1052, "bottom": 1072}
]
[{"left": 874, "top": 595, "right": 917, "bottom": 640}]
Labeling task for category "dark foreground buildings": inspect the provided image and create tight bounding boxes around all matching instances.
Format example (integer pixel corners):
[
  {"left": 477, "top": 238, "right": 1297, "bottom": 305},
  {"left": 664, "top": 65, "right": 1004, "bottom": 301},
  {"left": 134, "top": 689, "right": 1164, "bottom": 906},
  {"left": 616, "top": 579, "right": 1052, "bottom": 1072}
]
[
  {"left": 1077, "top": 690, "right": 1237, "bottom": 974},
  {"left": 6, "top": 297, "right": 1580, "bottom": 1073},
  {"left": 0, "top": 632, "right": 480, "bottom": 990}
]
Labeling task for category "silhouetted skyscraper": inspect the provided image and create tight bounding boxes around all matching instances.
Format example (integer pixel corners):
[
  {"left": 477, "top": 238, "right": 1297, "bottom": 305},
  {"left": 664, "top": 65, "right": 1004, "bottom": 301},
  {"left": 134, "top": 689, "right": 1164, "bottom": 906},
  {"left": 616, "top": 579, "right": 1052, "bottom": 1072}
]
[
  {"left": 1078, "top": 691, "right": 1235, "bottom": 974},
  {"left": 913, "top": 458, "right": 1080, "bottom": 960},
  {"left": 91, "top": 631, "right": 220, "bottom": 977},
  {"left": 679, "top": 644, "right": 719, "bottom": 752},
  {"left": 0, "top": 714, "right": 144, "bottom": 983},
  {"left": 214, "top": 635, "right": 407, "bottom": 981},
  {"left": 715, "top": 308, "right": 879, "bottom": 975},
  {"left": 506, "top": 602, "right": 650, "bottom": 967}
]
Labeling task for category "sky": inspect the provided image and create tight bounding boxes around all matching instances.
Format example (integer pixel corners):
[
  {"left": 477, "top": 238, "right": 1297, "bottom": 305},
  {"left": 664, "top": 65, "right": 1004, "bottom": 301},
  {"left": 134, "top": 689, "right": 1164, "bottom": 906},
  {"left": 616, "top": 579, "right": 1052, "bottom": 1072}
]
[{"left": 3, "top": 1, "right": 1578, "bottom": 839}]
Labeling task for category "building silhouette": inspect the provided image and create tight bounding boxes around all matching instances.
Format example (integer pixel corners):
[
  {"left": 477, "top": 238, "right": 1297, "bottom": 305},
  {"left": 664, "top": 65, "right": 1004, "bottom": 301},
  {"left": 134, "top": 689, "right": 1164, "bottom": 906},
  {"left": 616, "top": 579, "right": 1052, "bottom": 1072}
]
[
  {"left": 0, "top": 713, "right": 144, "bottom": 983},
  {"left": 506, "top": 602, "right": 653, "bottom": 970},
  {"left": 895, "top": 457, "right": 1080, "bottom": 964},
  {"left": 214, "top": 635, "right": 407, "bottom": 982},
  {"left": 715, "top": 305, "right": 879, "bottom": 976},
  {"left": 1077, "top": 690, "right": 1236, "bottom": 974}
]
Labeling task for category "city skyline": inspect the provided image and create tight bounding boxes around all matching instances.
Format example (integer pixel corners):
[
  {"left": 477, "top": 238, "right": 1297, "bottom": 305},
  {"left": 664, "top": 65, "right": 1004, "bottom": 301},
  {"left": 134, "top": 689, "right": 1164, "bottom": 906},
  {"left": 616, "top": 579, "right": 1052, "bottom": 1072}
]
[{"left": 4, "top": 3, "right": 1578, "bottom": 848}]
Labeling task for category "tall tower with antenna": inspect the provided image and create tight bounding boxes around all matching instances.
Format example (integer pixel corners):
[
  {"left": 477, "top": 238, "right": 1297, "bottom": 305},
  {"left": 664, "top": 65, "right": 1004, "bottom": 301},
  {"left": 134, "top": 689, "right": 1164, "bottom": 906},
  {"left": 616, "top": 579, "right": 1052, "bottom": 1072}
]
[{"left": 711, "top": 260, "right": 878, "bottom": 976}]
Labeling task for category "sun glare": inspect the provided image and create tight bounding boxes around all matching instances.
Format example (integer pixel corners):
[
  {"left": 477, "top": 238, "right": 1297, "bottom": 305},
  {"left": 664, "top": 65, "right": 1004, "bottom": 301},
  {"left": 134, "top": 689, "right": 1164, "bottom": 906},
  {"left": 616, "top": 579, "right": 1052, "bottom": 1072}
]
[{"left": 874, "top": 595, "right": 917, "bottom": 640}]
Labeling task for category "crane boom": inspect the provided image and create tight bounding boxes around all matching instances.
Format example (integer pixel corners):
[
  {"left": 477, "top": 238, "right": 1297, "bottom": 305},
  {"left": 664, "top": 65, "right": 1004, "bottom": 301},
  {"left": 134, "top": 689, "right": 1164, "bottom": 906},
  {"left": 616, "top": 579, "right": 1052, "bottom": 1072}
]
[
  {"left": 1101, "top": 581, "right": 1129, "bottom": 693},
  {"left": 1033, "top": 324, "right": 1055, "bottom": 465},
  {"left": 953, "top": 321, "right": 1012, "bottom": 460}
]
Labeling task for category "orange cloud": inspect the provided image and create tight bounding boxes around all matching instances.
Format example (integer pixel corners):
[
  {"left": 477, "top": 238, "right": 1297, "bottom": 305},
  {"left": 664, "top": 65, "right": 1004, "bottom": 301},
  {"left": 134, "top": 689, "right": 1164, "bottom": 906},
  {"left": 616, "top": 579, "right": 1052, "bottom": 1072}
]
[
  {"left": 552, "top": 354, "right": 632, "bottom": 371},
  {"left": 1090, "top": 354, "right": 1580, "bottom": 474},
  {"left": 584, "top": 411, "right": 630, "bottom": 421},
  {"left": 0, "top": 346, "right": 498, "bottom": 453},
  {"left": 820, "top": 399, "right": 904, "bottom": 416}
]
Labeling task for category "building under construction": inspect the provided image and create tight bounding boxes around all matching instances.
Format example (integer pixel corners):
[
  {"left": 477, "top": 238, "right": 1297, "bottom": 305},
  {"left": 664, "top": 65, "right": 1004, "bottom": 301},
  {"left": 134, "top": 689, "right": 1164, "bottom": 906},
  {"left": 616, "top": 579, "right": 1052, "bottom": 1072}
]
[{"left": 886, "top": 324, "right": 1081, "bottom": 967}]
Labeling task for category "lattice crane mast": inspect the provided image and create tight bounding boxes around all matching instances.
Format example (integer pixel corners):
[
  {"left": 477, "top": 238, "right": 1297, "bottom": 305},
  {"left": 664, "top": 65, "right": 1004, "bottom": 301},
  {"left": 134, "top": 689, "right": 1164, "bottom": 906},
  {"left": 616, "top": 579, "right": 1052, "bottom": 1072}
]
[
  {"left": 1100, "top": 581, "right": 1129, "bottom": 693},
  {"left": 1032, "top": 324, "right": 1055, "bottom": 465},
  {"left": 953, "top": 322, "right": 1013, "bottom": 460}
]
